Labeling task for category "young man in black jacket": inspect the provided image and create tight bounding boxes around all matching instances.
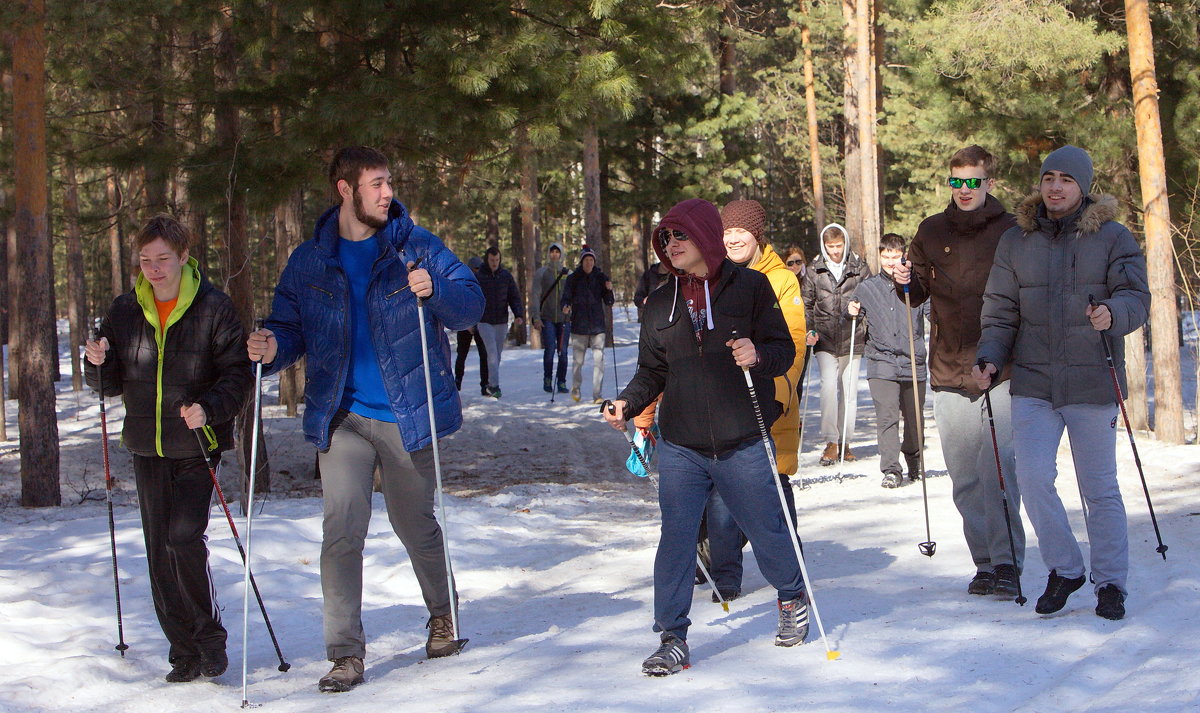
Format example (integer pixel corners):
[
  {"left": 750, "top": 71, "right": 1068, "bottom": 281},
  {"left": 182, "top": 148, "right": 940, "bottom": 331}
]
[
  {"left": 474, "top": 246, "right": 524, "bottom": 398},
  {"left": 603, "top": 198, "right": 807, "bottom": 676},
  {"left": 86, "top": 215, "right": 252, "bottom": 683},
  {"left": 562, "top": 246, "right": 615, "bottom": 403}
]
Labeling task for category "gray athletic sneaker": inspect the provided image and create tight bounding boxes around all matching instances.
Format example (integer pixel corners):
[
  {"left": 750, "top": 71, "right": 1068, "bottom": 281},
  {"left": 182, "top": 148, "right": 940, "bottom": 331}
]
[
  {"left": 775, "top": 594, "right": 810, "bottom": 647},
  {"left": 641, "top": 634, "right": 690, "bottom": 676},
  {"left": 318, "top": 656, "right": 364, "bottom": 693}
]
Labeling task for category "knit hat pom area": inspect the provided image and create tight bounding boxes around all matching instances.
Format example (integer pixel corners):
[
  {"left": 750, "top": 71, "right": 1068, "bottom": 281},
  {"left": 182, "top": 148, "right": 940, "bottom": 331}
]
[{"left": 720, "top": 199, "right": 766, "bottom": 245}]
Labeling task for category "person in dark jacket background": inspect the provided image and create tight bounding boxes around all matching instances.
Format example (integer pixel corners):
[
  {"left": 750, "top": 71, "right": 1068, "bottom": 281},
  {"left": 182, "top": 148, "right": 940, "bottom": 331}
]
[
  {"left": 453, "top": 255, "right": 489, "bottom": 394},
  {"left": 634, "top": 260, "right": 671, "bottom": 323},
  {"left": 562, "top": 245, "right": 615, "bottom": 403},
  {"left": 849, "top": 233, "right": 927, "bottom": 489},
  {"left": 975, "top": 145, "right": 1150, "bottom": 621},
  {"left": 86, "top": 214, "right": 251, "bottom": 684},
  {"left": 893, "top": 144, "right": 1025, "bottom": 600},
  {"left": 475, "top": 246, "right": 525, "bottom": 398},
  {"left": 603, "top": 198, "right": 807, "bottom": 676},
  {"left": 802, "top": 224, "right": 870, "bottom": 465},
  {"left": 246, "top": 147, "right": 484, "bottom": 692}
]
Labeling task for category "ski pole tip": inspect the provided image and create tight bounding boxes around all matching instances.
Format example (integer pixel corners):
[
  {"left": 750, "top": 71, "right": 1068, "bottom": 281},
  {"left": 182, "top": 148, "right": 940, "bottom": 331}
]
[
  {"left": 826, "top": 650, "right": 841, "bottom": 661},
  {"left": 721, "top": 602, "right": 729, "bottom": 612},
  {"left": 278, "top": 661, "right": 291, "bottom": 672}
]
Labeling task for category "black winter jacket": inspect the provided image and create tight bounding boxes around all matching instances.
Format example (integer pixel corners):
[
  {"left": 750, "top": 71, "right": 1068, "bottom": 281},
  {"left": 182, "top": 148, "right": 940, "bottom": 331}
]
[
  {"left": 802, "top": 252, "right": 869, "bottom": 356},
  {"left": 618, "top": 260, "right": 794, "bottom": 457},
  {"left": 476, "top": 265, "right": 524, "bottom": 325},
  {"left": 87, "top": 261, "right": 252, "bottom": 458},
  {"left": 853, "top": 272, "right": 927, "bottom": 381},
  {"left": 561, "top": 267, "right": 615, "bottom": 336}
]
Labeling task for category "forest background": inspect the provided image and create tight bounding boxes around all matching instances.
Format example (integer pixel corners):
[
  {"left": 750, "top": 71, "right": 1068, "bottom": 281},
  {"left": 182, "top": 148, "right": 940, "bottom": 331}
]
[{"left": 3, "top": 0, "right": 1199, "bottom": 507}]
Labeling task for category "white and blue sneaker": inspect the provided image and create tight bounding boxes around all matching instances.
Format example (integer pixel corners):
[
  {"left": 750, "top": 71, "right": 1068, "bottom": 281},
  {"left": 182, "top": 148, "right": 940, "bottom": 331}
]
[
  {"left": 775, "top": 594, "right": 809, "bottom": 647},
  {"left": 641, "top": 634, "right": 690, "bottom": 676}
]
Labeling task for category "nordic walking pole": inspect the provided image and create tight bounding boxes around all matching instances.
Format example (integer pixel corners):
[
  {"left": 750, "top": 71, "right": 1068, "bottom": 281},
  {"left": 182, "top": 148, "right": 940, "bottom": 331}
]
[
  {"left": 601, "top": 401, "right": 729, "bottom": 612},
  {"left": 796, "top": 343, "right": 815, "bottom": 463},
  {"left": 976, "top": 361, "right": 1027, "bottom": 606},
  {"left": 900, "top": 258, "right": 935, "bottom": 558},
  {"left": 731, "top": 330, "right": 840, "bottom": 660},
  {"left": 1089, "top": 295, "right": 1167, "bottom": 559},
  {"left": 240, "top": 319, "right": 266, "bottom": 707},
  {"left": 837, "top": 314, "right": 860, "bottom": 481},
  {"left": 91, "top": 324, "right": 129, "bottom": 656},
  {"left": 414, "top": 258, "right": 469, "bottom": 654},
  {"left": 189, "top": 425, "right": 291, "bottom": 671}
]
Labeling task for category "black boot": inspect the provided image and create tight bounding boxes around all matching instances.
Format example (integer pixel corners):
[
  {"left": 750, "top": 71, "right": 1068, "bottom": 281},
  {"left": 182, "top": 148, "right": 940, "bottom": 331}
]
[{"left": 1035, "top": 569, "right": 1086, "bottom": 614}]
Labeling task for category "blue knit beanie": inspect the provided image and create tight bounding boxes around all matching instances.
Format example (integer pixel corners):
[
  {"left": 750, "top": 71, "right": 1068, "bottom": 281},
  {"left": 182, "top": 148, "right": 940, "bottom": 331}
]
[{"left": 1040, "top": 145, "right": 1093, "bottom": 197}]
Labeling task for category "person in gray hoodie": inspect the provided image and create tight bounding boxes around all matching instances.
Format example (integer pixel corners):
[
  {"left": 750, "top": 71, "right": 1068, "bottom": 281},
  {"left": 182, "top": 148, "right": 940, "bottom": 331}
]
[
  {"left": 533, "top": 242, "right": 571, "bottom": 393},
  {"left": 975, "top": 145, "right": 1150, "bottom": 621},
  {"left": 849, "top": 233, "right": 928, "bottom": 489}
]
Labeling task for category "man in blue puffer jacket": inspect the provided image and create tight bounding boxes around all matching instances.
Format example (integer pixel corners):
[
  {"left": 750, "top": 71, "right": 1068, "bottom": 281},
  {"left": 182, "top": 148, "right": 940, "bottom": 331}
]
[{"left": 247, "top": 147, "right": 484, "bottom": 693}]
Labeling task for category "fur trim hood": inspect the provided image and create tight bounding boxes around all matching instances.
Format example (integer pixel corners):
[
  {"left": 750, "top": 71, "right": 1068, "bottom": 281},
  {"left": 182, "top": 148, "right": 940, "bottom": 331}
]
[{"left": 1015, "top": 191, "right": 1120, "bottom": 235}]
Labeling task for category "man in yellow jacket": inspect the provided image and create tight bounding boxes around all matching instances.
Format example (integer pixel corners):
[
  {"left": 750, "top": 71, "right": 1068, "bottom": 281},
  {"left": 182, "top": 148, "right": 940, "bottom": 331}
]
[{"left": 703, "top": 199, "right": 808, "bottom": 601}]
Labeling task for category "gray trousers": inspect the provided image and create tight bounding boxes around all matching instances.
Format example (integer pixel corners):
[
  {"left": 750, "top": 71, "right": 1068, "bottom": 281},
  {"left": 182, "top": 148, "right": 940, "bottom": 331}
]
[
  {"left": 868, "top": 378, "right": 925, "bottom": 475},
  {"left": 476, "top": 322, "right": 508, "bottom": 389},
  {"left": 815, "top": 350, "right": 860, "bottom": 443},
  {"left": 318, "top": 410, "right": 454, "bottom": 660},
  {"left": 1011, "top": 396, "right": 1126, "bottom": 594},
  {"left": 571, "top": 332, "right": 606, "bottom": 399},
  {"left": 933, "top": 384, "right": 1025, "bottom": 571}
]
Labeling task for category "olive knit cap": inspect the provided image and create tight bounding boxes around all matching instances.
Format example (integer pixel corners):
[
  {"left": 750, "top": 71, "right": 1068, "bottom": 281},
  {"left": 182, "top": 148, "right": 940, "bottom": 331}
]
[{"left": 720, "top": 199, "right": 767, "bottom": 246}]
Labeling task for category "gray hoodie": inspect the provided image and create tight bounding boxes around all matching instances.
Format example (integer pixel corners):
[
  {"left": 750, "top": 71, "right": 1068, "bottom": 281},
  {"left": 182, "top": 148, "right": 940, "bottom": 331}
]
[{"left": 533, "top": 242, "right": 569, "bottom": 323}]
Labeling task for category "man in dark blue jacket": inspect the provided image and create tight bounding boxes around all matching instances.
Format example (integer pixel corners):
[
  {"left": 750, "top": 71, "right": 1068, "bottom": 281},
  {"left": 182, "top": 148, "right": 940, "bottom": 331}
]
[
  {"left": 247, "top": 147, "right": 484, "bottom": 693},
  {"left": 562, "top": 246, "right": 614, "bottom": 403},
  {"left": 474, "top": 246, "right": 524, "bottom": 398}
]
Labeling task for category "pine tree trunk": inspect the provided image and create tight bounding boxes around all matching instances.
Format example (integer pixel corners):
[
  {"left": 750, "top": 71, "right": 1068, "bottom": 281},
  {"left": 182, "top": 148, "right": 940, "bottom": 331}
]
[
  {"left": 5, "top": 193, "right": 19, "bottom": 399},
  {"left": 486, "top": 209, "right": 500, "bottom": 247},
  {"left": 13, "top": 0, "right": 61, "bottom": 506},
  {"left": 106, "top": 171, "right": 125, "bottom": 296},
  {"left": 1124, "top": 327, "right": 1148, "bottom": 430},
  {"left": 63, "top": 153, "right": 88, "bottom": 393},
  {"left": 800, "top": 1, "right": 826, "bottom": 231},
  {"left": 1125, "top": 0, "right": 1183, "bottom": 443},
  {"left": 841, "top": 0, "right": 862, "bottom": 249},
  {"left": 518, "top": 125, "right": 539, "bottom": 349},
  {"left": 855, "top": 0, "right": 880, "bottom": 267},
  {"left": 275, "top": 190, "right": 304, "bottom": 417}
]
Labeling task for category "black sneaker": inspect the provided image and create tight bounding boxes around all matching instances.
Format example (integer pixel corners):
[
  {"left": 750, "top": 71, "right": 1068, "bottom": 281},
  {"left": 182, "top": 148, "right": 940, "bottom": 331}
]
[
  {"left": 199, "top": 648, "right": 228, "bottom": 677},
  {"left": 543, "top": 378, "right": 553, "bottom": 393},
  {"left": 710, "top": 587, "right": 741, "bottom": 604},
  {"left": 992, "top": 564, "right": 1020, "bottom": 599},
  {"left": 641, "top": 634, "right": 689, "bottom": 676},
  {"left": 1035, "top": 570, "right": 1087, "bottom": 614},
  {"left": 165, "top": 656, "right": 203, "bottom": 683},
  {"left": 968, "top": 570, "right": 995, "bottom": 595},
  {"left": 775, "top": 594, "right": 810, "bottom": 647},
  {"left": 556, "top": 382, "right": 569, "bottom": 394},
  {"left": 1095, "top": 584, "right": 1126, "bottom": 620}
]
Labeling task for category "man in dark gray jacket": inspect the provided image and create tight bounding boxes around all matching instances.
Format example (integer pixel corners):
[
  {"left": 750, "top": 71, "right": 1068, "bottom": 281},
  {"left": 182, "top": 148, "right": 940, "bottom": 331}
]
[{"left": 975, "top": 145, "right": 1150, "bottom": 621}]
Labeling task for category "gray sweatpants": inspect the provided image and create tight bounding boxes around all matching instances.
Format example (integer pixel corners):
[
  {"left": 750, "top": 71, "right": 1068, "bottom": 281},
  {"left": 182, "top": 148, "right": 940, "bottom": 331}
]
[
  {"left": 814, "top": 350, "right": 860, "bottom": 443},
  {"left": 1011, "top": 396, "right": 1126, "bottom": 594},
  {"left": 571, "top": 332, "right": 606, "bottom": 400},
  {"left": 868, "top": 378, "right": 925, "bottom": 475},
  {"left": 476, "top": 322, "right": 508, "bottom": 389},
  {"left": 933, "top": 384, "right": 1025, "bottom": 571},
  {"left": 318, "top": 410, "right": 454, "bottom": 661}
]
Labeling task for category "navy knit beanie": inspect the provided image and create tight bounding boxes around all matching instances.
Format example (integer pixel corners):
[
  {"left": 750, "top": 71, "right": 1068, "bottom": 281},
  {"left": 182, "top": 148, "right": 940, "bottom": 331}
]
[{"left": 1040, "top": 145, "right": 1093, "bottom": 197}]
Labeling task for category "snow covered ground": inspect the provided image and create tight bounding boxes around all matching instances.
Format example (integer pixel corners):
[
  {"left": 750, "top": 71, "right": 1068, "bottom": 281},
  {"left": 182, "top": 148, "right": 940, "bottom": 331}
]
[{"left": 1, "top": 309, "right": 1198, "bottom": 713}]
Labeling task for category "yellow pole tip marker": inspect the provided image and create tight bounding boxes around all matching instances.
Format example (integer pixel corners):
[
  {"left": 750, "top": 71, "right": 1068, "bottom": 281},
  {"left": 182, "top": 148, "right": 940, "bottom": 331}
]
[
  {"left": 826, "top": 650, "right": 841, "bottom": 661},
  {"left": 721, "top": 602, "right": 729, "bottom": 612}
]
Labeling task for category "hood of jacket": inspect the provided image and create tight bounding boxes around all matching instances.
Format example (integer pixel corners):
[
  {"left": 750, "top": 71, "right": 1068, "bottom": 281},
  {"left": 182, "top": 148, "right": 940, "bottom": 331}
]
[
  {"left": 818, "top": 223, "right": 851, "bottom": 267},
  {"left": 1015, "top": 191, "right": 1119, "bottom": 236},
  {"left": 653, "top": 199, "right": 726, "bottom": 280},
  {"left": 134, "top": 256, "right": 205, "bottom": 332},
  {"left": 944, "top": 194, "right": 1010, "bottom": 236}
]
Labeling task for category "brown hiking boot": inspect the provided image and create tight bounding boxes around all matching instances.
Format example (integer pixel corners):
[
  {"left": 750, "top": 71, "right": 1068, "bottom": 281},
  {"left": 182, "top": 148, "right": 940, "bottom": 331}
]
[
  {"left": 318, "top": 656, "right": 364, "bottom": 693},
  {"left": 426, "top": 614, "right": 462, "bottom": 658},
  {"left": 841, "top": 444, "right": 857, "bottom": 462},
  {"left": 819, "top": 442, "right": 838, "bottom": 466}
]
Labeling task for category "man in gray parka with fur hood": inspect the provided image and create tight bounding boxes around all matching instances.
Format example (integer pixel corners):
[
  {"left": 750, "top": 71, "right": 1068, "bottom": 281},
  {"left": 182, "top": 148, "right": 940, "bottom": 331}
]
[{"left": 974, "top": 145, "right": 1150, "bottom": 622}]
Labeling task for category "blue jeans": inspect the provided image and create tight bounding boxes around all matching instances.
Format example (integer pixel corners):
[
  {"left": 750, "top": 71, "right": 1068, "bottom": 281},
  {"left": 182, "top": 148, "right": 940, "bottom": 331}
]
[
  {"left": 541, "top": 321, "right": 570, "bottom": 384},
  {"left": 654, "top": 438, "right": 804, "bottom": 640},
  {"left": 706, "top": 473, "right": 799, "bottom": 593}
]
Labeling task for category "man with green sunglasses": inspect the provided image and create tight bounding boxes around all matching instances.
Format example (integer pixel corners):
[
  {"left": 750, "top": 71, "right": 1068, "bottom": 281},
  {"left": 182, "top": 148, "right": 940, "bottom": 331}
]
[{"left": 893, "top": 145, "right": 1026, "bottom": 601}]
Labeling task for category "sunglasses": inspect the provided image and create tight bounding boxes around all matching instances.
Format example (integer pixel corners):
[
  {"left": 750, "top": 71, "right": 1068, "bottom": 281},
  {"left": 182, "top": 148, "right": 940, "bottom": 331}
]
[
  {"left": 786, "top": 259, "right": 804, "bottom": 266},
  {"left": 948, "top": 177, "right": 987, "bottom": 189},
  {"left": 658, "top": 229, "right": 690, "bottom": 248}
]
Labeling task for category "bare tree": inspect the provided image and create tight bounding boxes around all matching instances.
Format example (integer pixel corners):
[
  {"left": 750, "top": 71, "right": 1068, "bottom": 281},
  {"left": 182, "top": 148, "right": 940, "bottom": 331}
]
[
  {"left": 1124, "top": 0, "right": 1183, "bottom": 443},
  {"left": 12, "top": 0, "right": 62, "bottom": 506}
]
